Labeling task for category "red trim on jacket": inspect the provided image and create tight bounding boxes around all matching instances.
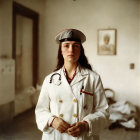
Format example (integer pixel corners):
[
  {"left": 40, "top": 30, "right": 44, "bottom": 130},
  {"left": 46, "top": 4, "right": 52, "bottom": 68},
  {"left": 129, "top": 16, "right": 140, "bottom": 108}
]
[
  {"left": 80, "top": 89, "right": 93, "bottom": 96},
  {"left": 64, "top": 67, "right": 77, "bottom": 84}
]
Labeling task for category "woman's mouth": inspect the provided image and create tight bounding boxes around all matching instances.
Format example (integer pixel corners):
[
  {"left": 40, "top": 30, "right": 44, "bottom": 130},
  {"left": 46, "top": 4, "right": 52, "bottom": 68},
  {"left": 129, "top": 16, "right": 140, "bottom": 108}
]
[{"left": 68, "top": 54, "right": 74, "bottom": 57}]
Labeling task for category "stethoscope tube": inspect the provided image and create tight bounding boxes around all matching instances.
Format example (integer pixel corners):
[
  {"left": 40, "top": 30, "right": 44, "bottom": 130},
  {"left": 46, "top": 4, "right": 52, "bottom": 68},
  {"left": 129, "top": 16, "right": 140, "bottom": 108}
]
[{"left": 49, "top": 73, "right": 61, "bottom": 84}]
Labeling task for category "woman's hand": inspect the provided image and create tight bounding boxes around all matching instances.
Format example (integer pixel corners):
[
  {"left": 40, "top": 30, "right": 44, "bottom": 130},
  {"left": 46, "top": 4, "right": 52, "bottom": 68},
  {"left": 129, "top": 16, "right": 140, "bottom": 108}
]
[
  {"left": 66, "top": 121, "right": 89, "bottom": 137},
  {"left": 52, "top": 117, "right": 71, "bottom": 133}
]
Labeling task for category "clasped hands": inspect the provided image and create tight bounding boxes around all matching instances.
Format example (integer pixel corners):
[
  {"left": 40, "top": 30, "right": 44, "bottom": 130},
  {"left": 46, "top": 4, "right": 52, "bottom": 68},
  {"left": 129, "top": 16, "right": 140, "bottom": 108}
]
[{"left": 52, "top": 117, "right": 89, "bottom": 137}]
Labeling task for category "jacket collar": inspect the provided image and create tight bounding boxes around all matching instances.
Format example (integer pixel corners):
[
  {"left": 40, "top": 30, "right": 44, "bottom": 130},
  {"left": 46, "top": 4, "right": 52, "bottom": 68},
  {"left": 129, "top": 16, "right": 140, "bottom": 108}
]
[
  {"left": 56, "top": 65, "right": 89, "bottom": 86},
  {"left": 78, "top": 65, "right": 89, "bottom": 76},
  {"left": 64, "top": 65, "right": 89, "bottom": 86},
  {"left": 70, "top": 65, "right": 89, "bottom": 86}
]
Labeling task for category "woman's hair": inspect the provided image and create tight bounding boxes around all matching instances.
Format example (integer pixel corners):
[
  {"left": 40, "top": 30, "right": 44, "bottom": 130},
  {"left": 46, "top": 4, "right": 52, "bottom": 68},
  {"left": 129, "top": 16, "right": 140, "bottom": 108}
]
[{"left": 54, "top": 43, "right": 92, "bottom": 71}]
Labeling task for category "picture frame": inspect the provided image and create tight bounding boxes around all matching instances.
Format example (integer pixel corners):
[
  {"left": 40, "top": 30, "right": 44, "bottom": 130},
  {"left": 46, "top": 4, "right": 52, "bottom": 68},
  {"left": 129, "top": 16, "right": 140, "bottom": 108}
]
[{"left": 97, "top": 28, "right": 117, "bottom": 55}]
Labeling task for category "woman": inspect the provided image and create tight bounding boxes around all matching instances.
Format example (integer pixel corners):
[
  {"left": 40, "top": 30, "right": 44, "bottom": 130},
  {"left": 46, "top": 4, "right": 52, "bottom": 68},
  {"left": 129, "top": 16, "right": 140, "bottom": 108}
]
[{"left": 35, "top": 29, "right": 109, "bottom": 140}]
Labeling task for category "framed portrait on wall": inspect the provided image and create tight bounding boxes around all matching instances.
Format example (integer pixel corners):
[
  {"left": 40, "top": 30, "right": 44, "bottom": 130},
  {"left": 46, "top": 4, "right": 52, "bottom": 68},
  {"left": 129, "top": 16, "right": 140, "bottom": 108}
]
[{"left": 97, "top": 29, "right": 117, "bottom": 55}]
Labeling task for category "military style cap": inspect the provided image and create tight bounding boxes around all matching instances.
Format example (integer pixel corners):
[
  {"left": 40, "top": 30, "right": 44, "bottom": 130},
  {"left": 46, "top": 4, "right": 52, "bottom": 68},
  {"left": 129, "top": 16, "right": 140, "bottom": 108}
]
[{"left": 55, "top": 29, "right": 86, "bottom": 44}]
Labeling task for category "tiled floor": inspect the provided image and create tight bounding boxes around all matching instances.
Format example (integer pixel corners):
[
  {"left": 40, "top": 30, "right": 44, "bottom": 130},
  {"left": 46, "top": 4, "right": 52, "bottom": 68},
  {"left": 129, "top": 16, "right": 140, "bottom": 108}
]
[{"left": 0, "top": 108, "right": 139, "bottom": 140}]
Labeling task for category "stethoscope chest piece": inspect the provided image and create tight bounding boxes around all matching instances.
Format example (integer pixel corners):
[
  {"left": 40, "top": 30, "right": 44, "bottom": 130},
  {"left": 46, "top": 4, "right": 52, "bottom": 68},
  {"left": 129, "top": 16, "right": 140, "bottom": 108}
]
[{"left": 54, "top": 80, "right": 61, "bottom": 86}]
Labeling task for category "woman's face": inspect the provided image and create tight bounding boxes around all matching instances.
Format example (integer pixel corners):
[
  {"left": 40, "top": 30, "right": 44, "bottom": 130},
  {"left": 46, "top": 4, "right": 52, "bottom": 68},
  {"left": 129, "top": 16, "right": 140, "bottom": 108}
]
[{"left": 61, "top": 41, "right": 81, "bottom": 64}]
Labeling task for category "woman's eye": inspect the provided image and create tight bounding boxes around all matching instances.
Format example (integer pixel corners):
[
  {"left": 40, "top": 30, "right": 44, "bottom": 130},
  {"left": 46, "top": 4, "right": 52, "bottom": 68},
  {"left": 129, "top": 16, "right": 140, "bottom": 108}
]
[
  {"left": 73, "top": 45, "right": 80, "bottom": 48},
  {"left": 64, "top": 44, "right": 69, "bottom": 48}
]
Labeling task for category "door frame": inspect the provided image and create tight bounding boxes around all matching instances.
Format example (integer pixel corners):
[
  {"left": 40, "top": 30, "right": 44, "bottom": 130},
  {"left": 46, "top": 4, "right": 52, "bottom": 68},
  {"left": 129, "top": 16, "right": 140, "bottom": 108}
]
[{"left": 12, "top": 2, "right": 39, "bottom": 87}]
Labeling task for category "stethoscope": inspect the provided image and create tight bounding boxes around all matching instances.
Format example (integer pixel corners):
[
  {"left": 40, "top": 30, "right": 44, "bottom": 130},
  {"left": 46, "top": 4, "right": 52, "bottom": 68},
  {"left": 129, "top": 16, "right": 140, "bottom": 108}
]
[
  {"left": 49, "top": 73, "right": 61, "bottom": 86},
  {"left": 49, "top": 71, "right": 85, "bottom": 95}
]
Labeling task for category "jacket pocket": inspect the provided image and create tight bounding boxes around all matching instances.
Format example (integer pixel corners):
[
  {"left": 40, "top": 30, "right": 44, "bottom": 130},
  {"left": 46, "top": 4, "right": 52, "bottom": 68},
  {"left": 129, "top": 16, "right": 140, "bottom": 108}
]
[{"left": 80, "top": 89, "right": 94, "bottom": 115}]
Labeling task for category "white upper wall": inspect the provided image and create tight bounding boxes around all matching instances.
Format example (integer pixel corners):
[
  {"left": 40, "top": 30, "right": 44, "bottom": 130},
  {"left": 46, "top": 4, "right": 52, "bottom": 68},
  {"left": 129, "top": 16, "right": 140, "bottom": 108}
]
[{"left": 42, "top": 0, "right": 140, "bottom": 106}]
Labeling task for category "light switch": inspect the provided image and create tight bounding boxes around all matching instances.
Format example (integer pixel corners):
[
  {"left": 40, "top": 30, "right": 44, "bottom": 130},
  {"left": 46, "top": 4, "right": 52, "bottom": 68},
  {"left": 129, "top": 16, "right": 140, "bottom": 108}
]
[{"left": 130, "top": 63, "right": 135, "bottom": 69}]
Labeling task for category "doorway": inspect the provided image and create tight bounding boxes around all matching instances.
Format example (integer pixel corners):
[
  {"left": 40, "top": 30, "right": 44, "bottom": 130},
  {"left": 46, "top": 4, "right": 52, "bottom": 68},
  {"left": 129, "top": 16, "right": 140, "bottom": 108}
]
[{"left": 13, "top": 2, "right": 39, "bottom": 95}]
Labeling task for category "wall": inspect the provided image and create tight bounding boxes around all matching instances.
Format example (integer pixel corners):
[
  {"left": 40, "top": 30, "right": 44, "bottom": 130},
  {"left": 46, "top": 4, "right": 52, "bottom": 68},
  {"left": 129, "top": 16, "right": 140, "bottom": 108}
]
[
  {"left": 138, "top": 4, "right": 140, "bottom": 140},
  {"left": 41, "top": 0, "right": 140, "bottom": 106},
  {"left": 0, "top": 0, "right": 12, "bottom": 58},
  {"left": 0, "top": 0, "right": 14, "bottom": 125},
  {"left": 0, "top": 0, "right": 45, "bottom": 123},
  {"left": 0, "top": 0, "right": 14, "bottom": 104}
]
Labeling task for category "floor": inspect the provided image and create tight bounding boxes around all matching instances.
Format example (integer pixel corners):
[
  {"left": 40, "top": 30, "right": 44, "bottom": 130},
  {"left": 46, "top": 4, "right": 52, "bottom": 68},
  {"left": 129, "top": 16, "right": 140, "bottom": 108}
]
[
  {"left": 0, "top": 108, "right": 139, "bottom": 140},
  {"left": 0, "top": 108, "right": 41, "bottom": 140}
]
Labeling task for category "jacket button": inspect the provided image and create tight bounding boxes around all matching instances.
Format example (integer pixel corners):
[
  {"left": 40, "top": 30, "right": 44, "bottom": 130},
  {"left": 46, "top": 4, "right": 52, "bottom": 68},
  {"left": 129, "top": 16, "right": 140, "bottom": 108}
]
[
  {"left": 73, "top": 99, "right": 77, "bottom": 103},
  {"left": 59, "top": 114, "right": 63, "bottom": 117},
  {"left": 73, "top": 113, "right": 77, "bottom": 118},
  {"left": 59, "top": 99, "right": 63, "bottom": 103}
]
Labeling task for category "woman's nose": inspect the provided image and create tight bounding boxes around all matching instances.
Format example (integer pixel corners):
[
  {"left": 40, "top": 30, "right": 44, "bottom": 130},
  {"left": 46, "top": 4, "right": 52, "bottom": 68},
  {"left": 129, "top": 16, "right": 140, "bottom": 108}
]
[{"left": 69, "top": 46, "right": 74, "bottom": 52}]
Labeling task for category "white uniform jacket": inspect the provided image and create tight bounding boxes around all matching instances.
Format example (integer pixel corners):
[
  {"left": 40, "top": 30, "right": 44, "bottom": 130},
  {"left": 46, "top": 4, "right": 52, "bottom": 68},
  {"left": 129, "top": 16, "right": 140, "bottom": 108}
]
[{"left": 35, "top": 66, "right": 109, "bottom": 140}]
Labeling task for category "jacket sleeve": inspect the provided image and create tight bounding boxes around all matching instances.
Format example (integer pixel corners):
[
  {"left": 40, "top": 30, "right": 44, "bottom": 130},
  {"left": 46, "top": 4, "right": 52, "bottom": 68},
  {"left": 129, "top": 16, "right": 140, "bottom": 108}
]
[
  {"left": 83, "top": 75, "right": 109, "bottom": 136},
  {"left": 35, "top": 77, "right": 56, "bottom": 133}
]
